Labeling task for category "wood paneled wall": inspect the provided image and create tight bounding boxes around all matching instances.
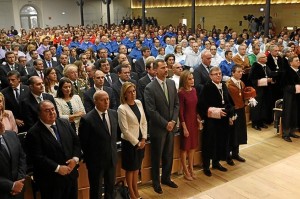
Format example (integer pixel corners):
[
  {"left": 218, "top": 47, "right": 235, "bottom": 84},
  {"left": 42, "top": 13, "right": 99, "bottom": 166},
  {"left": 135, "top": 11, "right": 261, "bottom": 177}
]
[{"left": 132, "top": 4, "right": 300, "bottom": 33}]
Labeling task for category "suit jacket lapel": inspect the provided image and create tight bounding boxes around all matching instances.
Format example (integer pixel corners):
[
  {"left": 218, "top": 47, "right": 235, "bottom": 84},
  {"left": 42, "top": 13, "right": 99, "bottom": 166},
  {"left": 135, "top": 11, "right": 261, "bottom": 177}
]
[
  {"left": 38, "top": 121, "right": 63, "bottom": 150},
  {"left": 154, "top": 79, "right": 169, "bottom": 106},
  {"left": 92, "top": 109, "right": 110, "bottom": 135}
]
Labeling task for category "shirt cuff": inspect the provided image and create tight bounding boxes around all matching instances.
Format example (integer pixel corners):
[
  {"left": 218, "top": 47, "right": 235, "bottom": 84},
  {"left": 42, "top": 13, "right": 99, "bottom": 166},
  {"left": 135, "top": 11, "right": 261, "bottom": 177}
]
[
  {"left": 73, "top": 157, "right": 79, "bottom": 164},
  {"left": 55, "top": 165, "right": 60, "bottom": 173},
  {"left": 11, "top": 182, "right": 15, "bottom": 191}
]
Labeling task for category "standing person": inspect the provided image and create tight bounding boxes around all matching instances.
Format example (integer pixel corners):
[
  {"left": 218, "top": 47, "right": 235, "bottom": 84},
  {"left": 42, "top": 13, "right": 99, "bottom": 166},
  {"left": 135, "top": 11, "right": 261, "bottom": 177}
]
[
  {"left": 0, "top": 119, "right": 26, "bottom": 199},
  {"left": 54, "top": 77, "right": 85, "bottom": 133},
  {"left": 178, "top": 70, "right": 200, "bottom": 181},
  {"left": 281, "top": 55, "right": 300, "bottom": 142},
  {"left": 249, "top": 53, "right": 273, "bottom": 131},
  {"left": 79, "top": 90, "right": 118, "bottom": 199},
  {"left": 144, "top": 59, "right": 179, "bottom": 194},
  {"left": 25, "top": 100, "right": 81, "bottom": 199},
  {"left": 118, "top": 82, "right": 147, "bottom": 199},
  {"left": 226, "top": 65, "right": 247, "bottom": 165},
  {"left": 199, "top": 67, "right": 234, "bottom": 177},
  {"left": 0, "top": 93, "right": 18, "bottom": 133}
]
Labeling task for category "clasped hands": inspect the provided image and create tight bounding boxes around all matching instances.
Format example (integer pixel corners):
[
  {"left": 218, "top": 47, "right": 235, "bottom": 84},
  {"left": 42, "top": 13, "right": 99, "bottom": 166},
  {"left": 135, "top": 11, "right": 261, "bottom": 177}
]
[
  {"left": 58, "top": 159, "right": 77, "bottom": 176},
  {"left": 10, "top": 179, "right": 25, "bottom": 196},
  {"left": 166, "top": 120, "right": 176, "bottom": 132}
]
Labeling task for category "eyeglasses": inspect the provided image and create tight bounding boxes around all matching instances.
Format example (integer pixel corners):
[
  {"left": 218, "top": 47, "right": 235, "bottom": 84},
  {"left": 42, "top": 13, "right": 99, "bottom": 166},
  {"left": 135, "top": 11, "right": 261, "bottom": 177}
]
[{"left": 211, "top": 72, "right": 222, "bottom": 76}]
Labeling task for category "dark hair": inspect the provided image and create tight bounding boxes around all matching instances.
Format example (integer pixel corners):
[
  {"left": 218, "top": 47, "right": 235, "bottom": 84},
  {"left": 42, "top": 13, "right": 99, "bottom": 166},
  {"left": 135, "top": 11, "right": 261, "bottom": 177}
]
[
  {"left": 141, "top": 46, "right": 150, "bottom": 53},
  {"left": 56, "top": 77, "right": 74, "bottom": 98},
  {"left": 288, "top": 55, "right": 299, "bottom": 63},
  {"left": 224, "top": 50, "right": 232, "bottom": 57},
  {"left": 153, "top": 59, "right": 165, "bottom": 70},
  {"left": 231, "top": 64, "right": 243, "bottom": 73},
  {"left": 7, "top": 70, "right": 20, "bottom": 78},
  {"left": 146, "top": 60, "right": 154, "bottom": 70},
  {"left": 164, "top": 54, "right": 175, "bottom": 62},
  {"left": 44, "top": 67, "right": 58, "bottom": 93}
]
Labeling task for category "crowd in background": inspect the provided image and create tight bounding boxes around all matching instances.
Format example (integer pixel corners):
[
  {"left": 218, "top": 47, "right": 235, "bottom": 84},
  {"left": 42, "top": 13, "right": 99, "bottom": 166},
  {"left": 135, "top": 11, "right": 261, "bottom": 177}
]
[{"left": 0, "top": 20, "right": 300, "bottom": 199}]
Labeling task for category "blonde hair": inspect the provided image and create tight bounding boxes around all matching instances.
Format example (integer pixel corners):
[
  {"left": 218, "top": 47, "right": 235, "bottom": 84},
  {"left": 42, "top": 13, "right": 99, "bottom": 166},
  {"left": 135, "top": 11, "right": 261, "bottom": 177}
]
[
  {"left": 179, "top": 70, "right": 192, "bottom": 90},
  {"left": 0, "top": 92, "right": 8, "bottom": 118},
  {"left": 120, "top": 82, "right": 136, "bottom": 104}
]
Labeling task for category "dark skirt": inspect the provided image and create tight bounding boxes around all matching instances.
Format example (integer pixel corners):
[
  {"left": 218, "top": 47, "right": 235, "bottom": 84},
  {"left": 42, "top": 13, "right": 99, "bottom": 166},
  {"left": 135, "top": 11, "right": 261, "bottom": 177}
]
[{"left": 121, "top": 139, "right": 145, "bottom": 171}]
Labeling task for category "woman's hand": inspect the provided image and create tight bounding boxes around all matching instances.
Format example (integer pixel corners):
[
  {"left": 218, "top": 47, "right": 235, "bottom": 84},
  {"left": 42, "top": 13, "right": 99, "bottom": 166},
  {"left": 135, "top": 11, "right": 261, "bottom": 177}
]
[{"left": 183, "top": 128, "right": 189, "bottom": 137}]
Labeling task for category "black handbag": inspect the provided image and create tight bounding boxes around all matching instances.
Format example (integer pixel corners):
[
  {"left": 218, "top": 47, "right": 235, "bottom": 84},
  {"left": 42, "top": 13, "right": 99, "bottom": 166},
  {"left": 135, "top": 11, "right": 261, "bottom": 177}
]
[{"left": 114, "top": 180, "right": 130, "bottom": 199}]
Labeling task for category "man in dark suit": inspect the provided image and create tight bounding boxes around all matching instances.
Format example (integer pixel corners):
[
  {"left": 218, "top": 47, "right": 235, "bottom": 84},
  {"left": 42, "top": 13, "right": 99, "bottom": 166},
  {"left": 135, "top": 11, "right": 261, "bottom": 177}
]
[
  {"left": 0, "top": 120, "right": 26, "bottom": 199},
  {"left": 1, "top": 70, "right": 30, "bottom": 133},
  {"left": 112, "top": 63, "right": 137, "bottom": 108},
  {"left": 144, "top": 59, "right": 179, "bottom": 194},
  {"left": 193, "top": 51, "right": 212, "bottom": 95},
  {"left": 20, "top": 76, "right": 58, "bottom": 131},
  {"left": 135, "top": 46, "right": 151, "bottom": 78},
  {"left": 79, "top": 90, "right": 118, "bottom": 199},
  {"left": 0, "top": 51, "right": 26, "bottom": 89},
  {"left": 42, "top": 50, "right": 58, "bottom": 69},
  {"left": 111, "top": 44, "right": 133, "bottom": 69},
  {"left": 28, "top": 59, "right": 45, "bottom": 79},
  {"left": 84, "top": 70, "right": 116, "bottom": 112},
  {"left": 97, "top": 58, "right": 118, "bottom": 87},
  {"left": 55, "top": 53, "right": 69, "bottom": 80},
  {"left": 26, "top": 50, "right": 39, "bottom": 68},
  {"left": 26, "top": 100, "right": 81, "bottom": 199},
  {"left": 137, "top": 59, "right": 156, "bottom": 106},
  {"left": 17, "top": 56, "right": 34, "bottom": 84}
]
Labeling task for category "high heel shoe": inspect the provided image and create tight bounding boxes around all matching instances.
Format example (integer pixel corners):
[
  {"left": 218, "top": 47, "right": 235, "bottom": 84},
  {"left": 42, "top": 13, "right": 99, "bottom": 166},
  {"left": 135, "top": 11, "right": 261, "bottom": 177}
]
[
  {"left": 183, "top": 171, "right": 193, "bottom": 181},
  {"left": 188, "top": 167, "right": 197, "bottom": 179}
]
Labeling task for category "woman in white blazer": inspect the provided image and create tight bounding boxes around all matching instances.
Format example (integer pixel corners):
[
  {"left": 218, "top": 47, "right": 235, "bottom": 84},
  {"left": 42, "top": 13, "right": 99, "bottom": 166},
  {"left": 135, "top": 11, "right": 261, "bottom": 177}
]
[{"left": 118, "top": 82, "right": 147, "bottom": 199}]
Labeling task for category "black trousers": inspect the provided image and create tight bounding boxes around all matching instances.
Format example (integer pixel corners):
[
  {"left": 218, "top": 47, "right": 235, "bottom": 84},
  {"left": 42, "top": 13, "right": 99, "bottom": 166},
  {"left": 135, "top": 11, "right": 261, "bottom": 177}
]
[
  {"left": 87, "top": 165, "right": 116, "bottom": 199},
  {"left": 39, "top": 178, "right": 77, "bottom": 199}
]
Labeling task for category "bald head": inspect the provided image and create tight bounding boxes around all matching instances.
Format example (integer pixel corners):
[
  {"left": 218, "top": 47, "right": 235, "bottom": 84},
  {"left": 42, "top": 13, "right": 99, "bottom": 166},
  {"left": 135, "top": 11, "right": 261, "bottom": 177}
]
[{"left": 93, "top": 90, "right": 110, "bottom": 112}]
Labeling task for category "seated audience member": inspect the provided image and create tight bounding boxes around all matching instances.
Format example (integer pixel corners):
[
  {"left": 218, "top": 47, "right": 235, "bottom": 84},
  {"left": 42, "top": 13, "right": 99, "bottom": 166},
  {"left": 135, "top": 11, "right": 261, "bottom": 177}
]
[
  {"left": 219, "top": 50, "right": 235, "bottom": 81},
  {"left": 248, "top": 44, "right": 261, "bottom": 66},
  {"left": 151, "top": 39, "right": 161, "bottom": 58},
  {"left": 165, "top": 54, "right": 175, "bottom": 78},
  {"left": 111, "top": 44, "right": 133, "bottom": 68},
  {"left": 184, "top": 42, "right": 201, "bottom": 68},
  {"left": 178, "top": 70, "right": 200, "bottom": 181},
  {"left": 0, "top": 92, "right": 18, "bottom": 133},
  {"left": 84, "top": 70, "right": 116, "bottom": 112},
  {"left": 118, "top": 82, "right": 147, "bottom": 199},
  {"left": 1, "top": 70, "right": 30, "bottom": 133},
  {"left": 155, "top": 47, "right": 165, "bottom": 60},
  {"left": 129, "top": 40, "right": 143, "bottom": 60},
  {"left": 79, "top": 90, "right": 118, "bottom": 199},
  {"left": 44, "top": 67, "right": 59, "bottom": 97},
  {"left": 29, "top": 59, "right": 45, "bottom": 79},
  {"left": 43, "top": 50, "right": 58, "bottom": 68},
  {"left": 174, "top": 44, "right": 186, "bottom": 65},
  {"left": 20, "top": 76, "right": 58, "bottom": 131},
  {"left": 0, "top": 118, "right": 26, "bottom": 199},
  {"left": 55, "top": 53, "right": 69, "bottom": 80},
  {"left": 55, "top": 77, "right": 85, "bottom": 133}
]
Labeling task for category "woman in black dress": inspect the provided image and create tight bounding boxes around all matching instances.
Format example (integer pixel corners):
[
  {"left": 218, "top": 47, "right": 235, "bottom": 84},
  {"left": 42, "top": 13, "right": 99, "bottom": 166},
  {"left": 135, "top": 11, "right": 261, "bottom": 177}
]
[{"left": 117, "top": 82, "right": 147, "bottom": 199}]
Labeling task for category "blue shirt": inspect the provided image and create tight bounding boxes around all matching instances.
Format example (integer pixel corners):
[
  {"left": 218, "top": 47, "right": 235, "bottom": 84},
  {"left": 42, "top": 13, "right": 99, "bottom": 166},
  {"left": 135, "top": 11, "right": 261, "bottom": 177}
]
[
  {"left": 219, "top": 60, "right": 235, "bottom": 77},
  {"left": 129, "top": 47, "right": 142, "bottom": 59},
  {"left": 79, "top": 42, "right": 93, "bottom": 51},
  {"left": 69, "top": 41, "right": 80, "bottom": 49},
  {"left": 151, "top": 47, "right": 159, "bottom": 57}
]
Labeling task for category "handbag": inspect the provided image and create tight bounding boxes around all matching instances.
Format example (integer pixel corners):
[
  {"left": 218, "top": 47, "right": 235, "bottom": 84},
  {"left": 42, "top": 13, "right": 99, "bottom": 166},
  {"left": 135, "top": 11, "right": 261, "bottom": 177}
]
[{"left": 114, "top": 180, "right": 130, "bottom": 199}]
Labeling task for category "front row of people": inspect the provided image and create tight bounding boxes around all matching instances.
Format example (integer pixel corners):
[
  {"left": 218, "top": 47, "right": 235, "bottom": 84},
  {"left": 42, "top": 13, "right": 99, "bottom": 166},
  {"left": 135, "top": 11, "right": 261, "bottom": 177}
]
[{"left": 1, "top": 60, "right": 261, "bottom": 199}]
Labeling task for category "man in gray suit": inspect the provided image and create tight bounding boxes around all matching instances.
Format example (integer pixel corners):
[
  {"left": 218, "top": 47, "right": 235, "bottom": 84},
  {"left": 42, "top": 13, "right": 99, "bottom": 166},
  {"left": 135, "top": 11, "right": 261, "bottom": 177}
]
[{"left": 144, "top": 59, "right": 179, "bottom": 194}]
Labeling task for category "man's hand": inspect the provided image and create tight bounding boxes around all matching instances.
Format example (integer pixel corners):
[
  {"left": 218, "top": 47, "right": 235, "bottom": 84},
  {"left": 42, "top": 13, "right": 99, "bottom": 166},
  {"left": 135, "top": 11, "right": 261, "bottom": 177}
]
[
  {"left": 11, "top": 179, "right": 25, "bottom": 195},
  {"left": 138, "top": 139, "right": 146, "bottom": 149},
  {"left": 166, "top": 121, "right": 175, "bottom": 132},
  {"left": 66, "top": 159, "right": 77, "bottom": 171},
  {"left": 58, "top": 165, "right": 71, "bottom": 176},
  {"left": 15, "top": 119, "right": 24, "bottom": 127}
]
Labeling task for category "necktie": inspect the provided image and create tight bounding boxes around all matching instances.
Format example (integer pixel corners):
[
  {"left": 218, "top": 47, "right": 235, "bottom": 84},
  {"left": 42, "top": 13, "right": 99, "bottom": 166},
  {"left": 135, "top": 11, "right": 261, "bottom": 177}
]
[
  {"left": 73, "top": 82, "right": 78, "bottom": 91},
  {"left": 50, "top": 125, "right": 61, "bottom": 143},
  {"left": 37, "top": 96, "right": 42, "bottom": 103},
  {"left": 48, "top": 61, "right": 51, "bottom": 67},
  {"left": 106, "top": 74, "right": 112, "bottom": 86},
  {"left": 40, "top": 71, "right": 44, "bottom": 79},
  {"left": 102, "top": 113, "right": 109, "bottom": 134},
  {"left": 0, "top": 137, "right": 10, "bottom": 160},
  {"left": 162, "top": 81, "right": 169, "bottom": 104},
  {"left": 14, "top": 88, "right": 19, "bottom": 103}
]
